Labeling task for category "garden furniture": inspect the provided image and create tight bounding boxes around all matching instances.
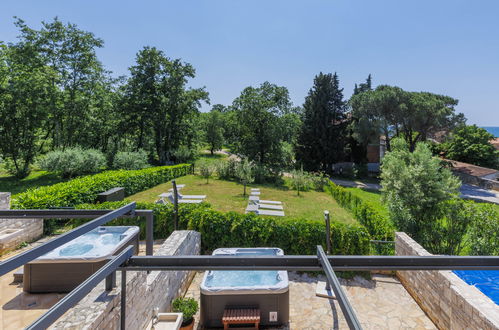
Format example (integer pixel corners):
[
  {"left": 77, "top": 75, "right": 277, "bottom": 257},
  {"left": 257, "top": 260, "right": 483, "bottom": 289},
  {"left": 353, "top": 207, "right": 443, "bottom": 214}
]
[{"left": 222, "top": 308, "right": 260, "bottom": 329}]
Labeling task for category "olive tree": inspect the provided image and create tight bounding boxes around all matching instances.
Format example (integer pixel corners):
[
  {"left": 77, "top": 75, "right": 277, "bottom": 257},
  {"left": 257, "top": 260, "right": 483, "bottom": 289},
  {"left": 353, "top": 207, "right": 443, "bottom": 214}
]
[{"left": 235, "top": 158, "right": 255, "bottom": 196}]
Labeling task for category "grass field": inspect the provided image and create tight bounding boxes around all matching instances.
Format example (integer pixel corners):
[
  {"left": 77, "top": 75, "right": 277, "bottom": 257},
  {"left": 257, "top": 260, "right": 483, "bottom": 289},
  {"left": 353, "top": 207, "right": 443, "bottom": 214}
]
[
  {"left": 128, "top": 174, "right": 358, "bottom": 224},
  {"left": 0, "top": 169, "right": 68, "bottom": 195}
]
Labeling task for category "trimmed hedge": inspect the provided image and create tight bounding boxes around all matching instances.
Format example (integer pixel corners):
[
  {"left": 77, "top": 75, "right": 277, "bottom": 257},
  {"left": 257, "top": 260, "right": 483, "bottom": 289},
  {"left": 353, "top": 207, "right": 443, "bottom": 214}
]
[
  {"left": 75, "top": 201, "right": 371, "bottom": 255},
  {"left": 12, "top": 164, "right": 192, "bottom": 209},
  {"left": 325, "top": 182, "right": 395, "bottom": 242}
]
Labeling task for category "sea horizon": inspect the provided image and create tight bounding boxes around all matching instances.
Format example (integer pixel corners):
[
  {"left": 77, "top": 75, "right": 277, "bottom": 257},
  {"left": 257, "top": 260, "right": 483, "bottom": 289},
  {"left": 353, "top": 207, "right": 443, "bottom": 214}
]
[{"left": 481, "top": 126, "right": 499, "bottom": 138}]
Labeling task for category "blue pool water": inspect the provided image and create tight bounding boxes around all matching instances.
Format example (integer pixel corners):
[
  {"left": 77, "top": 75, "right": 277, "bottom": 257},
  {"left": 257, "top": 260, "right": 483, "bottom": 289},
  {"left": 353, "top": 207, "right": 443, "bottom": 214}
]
[
  {"left": 453, "top": 270, "right": 499, "bottom": 305},
  {"left": 204, "top": 248, "right": 284, "bottom": 288},
  {"left": 39, "top": 226, "right": 136, "bottom": 259},
  {"left": 205, "top": 270, "right": 281, "bottom": 287}
]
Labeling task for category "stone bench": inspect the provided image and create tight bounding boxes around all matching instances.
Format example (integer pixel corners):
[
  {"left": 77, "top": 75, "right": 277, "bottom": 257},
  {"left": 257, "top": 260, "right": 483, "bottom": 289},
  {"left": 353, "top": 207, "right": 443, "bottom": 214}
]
[{"left": 96, "top": 187, "right": 125, "bottom": 203}]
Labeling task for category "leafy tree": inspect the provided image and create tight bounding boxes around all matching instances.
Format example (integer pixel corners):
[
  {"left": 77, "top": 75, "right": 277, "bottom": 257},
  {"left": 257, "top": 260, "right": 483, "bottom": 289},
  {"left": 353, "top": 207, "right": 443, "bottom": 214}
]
[
  {"left": 381, "top": 138, "right": 464, "bottom": 253},
  {"left": 122, "top": 47, "right": 209, "bottom": 164},
  {"left": 0, "top": 43, "right": 55, "bottom": 178},
  {"left": 205, "top": 109, "right": 224, "bottom": 155},
  {"left": 297, "top": 72, "right": 347, "bottom": 171},
  {"left": 232, "top": 82, "right": 291, "bottom": 171},
  {"left": 235, "top": 158, "right": 255, "bottom": 196},
  {"left": 442, "top": 125, "right": 498, "bottom": 168}
]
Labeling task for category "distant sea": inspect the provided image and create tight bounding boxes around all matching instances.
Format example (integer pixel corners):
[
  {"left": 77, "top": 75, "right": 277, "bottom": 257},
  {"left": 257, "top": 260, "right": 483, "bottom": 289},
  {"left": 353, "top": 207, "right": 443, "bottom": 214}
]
[{"left": 481, "top": 126, "right": 499, "bottom": 138}]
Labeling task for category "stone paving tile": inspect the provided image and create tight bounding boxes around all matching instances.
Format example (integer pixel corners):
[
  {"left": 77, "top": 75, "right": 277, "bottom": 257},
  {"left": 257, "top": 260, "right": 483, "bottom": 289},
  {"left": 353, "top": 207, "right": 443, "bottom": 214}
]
[{"left": 185, "top": 271, "right": 437, "bottom": 329}]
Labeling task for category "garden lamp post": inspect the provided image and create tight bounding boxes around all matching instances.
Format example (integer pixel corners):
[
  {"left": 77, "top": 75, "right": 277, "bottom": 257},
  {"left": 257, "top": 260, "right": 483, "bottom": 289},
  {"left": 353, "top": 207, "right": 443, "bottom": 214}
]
[{"left": 324, "top": 210, "right": 331, "bottom": 254}]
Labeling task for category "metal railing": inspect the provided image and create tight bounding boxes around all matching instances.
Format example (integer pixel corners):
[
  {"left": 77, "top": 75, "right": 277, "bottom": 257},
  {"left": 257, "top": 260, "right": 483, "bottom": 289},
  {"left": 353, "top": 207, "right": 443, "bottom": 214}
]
[{"left": 1, "top": 203, "right": 498, "bottom": 329}]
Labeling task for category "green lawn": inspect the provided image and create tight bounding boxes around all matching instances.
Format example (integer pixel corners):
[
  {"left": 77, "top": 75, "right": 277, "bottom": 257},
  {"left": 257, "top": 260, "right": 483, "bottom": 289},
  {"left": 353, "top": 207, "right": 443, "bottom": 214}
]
[
  {"left": 128, "top": 174, "right": 357, "bottom": 224},
  {"left": 0, "top": 170, "right": 68, "bottom": 195}
]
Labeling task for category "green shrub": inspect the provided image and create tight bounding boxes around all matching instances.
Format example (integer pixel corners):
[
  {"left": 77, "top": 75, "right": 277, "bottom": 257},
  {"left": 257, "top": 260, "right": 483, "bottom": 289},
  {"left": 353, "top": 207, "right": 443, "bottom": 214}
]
[
  {"left": 38, "top": 147, "right": 106, "bottom": 178},
  {"left": 310, "top": 172, "right": 329, "bottom": 192},
  {"left": 216, "top": 158, "right": 238, "bottom": 180},
  {"left": 75, "top": 200, "right": 370, "bottom": 255},
  {"left": 173, "top": 146, "right": 197, "bottom": 163},
  {"left": 113, "top": 150, "right": 149, "bottom": 170},
  {"left": 326, "top": 182, "right": 395, "bottom": 254},
  {"left": 12, "top": 164, "right": 191, "bottom": 209},
  {"left": 172, "top": 297, "right": 198, "bottom": 326},
  {"left": 290, "top": 167, "right": 312, "bottom": 195},
  {"left": 468, "top": 203, "right": 499, "bottom": 256}
]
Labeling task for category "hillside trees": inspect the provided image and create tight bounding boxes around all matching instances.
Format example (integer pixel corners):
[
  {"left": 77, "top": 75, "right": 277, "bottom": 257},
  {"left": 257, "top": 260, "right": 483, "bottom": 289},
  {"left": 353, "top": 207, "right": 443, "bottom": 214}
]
[
  {"left": 120, "top": 47, "right": 209, "bottom": 164},
  {"left": 0, "top": 42, "right": 55, "bottom": 178},
  {"left": 204, "top": 108, "right": 225, "bottom": 155},
  {"left": 350, "top": 85, "right": 464, "bottom": 152},
  {"left": 296, "top": 72, "right": 347, "bottom": 171},
  {"left": 441, "top": 125, "right": 498, "bottom": 168}
]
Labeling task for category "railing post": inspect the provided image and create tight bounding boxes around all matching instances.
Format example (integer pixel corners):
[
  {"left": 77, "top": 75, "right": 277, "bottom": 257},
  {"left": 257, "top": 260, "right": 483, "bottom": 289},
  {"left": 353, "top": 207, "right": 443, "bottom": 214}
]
[
  {"left": 146, "top": 212, "right": 154, "bottom": 256},
  {"left": 172, "top": 180, "right": 179, "bottom": 231},
  {"left": 105, "top": 271, "right": 116, "bottom": 291},
  {"left": 121, "top": 270, "right": 127, "bottom": 330},
  {"left": 324, "top": 210, "right": 331, "bottom": 254}
]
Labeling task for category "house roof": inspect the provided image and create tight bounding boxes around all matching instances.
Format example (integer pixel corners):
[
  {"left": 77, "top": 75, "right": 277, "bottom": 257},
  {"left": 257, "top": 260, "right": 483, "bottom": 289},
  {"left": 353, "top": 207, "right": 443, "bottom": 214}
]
[
  {"left": 447, "top": 159, "right": 499, "bottom": 178},
  {"left": 490, "top": 138, "right": 499, "bottom": 151}
]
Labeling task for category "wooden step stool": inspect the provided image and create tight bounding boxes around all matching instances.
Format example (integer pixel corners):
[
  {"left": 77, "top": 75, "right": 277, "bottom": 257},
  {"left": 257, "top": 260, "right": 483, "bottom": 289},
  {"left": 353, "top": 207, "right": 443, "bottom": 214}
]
[{"left": 222, "top": 308, "right": 260, "bottom": 329}]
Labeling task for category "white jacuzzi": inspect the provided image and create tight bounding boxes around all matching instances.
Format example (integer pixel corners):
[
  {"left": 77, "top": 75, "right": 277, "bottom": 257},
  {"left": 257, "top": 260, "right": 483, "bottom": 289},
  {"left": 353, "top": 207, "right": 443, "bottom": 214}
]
[{"left": 24, "top": 226, "right": 139, "bottom": 293}]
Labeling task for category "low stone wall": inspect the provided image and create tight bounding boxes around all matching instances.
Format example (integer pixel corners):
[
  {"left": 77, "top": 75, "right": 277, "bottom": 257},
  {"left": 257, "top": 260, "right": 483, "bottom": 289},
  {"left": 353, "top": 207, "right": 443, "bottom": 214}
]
[
  {"left": 0, "top": 192, "right": 43, "bottom": 254},
  {"left": 53, "top": 230, "right": 201, "bottom": 330},
  {"left": 395, "top": 232, "right": 499, "bottom": 330}
]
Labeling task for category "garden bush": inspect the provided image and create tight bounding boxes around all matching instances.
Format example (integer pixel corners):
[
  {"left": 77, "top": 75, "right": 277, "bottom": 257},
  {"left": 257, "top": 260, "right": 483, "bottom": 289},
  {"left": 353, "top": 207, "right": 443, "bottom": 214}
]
[
  {"left": 113, "top": 150, "right": 149, "bottom": 170},
  {"left": 12, "top": 164, "right": 192, "bottom": 209},
  {"left": 38, "top": 147, "right": 106, "bottom": 178},
  {"left": 75, "top": 200, "right": 371, "bottom": 255},
  {"left": 325, "top": 182, "right": 395, "bottom": 253}
]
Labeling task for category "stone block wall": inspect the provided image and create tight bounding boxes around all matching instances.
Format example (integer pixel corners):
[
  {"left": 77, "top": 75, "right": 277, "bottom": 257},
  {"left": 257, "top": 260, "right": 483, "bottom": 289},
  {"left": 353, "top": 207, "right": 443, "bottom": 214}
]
[
  {"left": 53, "top": 230, "right": 201, "bottom": 330},
  {"left": 0, "top": 192, "right": 43, "bottom": 254},
  {"left": 396, "top": 232, "right": 499, "bottom": 330}
]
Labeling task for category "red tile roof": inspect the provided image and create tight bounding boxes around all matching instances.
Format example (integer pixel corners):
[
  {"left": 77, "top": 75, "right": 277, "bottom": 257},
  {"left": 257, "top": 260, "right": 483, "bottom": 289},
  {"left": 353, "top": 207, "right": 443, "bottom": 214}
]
[{"left": 446, "top": 159, "right": 498, "bottom": 178}]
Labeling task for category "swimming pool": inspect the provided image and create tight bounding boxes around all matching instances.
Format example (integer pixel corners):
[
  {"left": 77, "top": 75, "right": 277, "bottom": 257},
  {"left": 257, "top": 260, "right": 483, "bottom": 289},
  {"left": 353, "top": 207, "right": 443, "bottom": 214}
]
[
  {"left": 200, "top": 248, "right": 289, "bottom": 327},
  {"left": 24, "top": 226, "right": 139, "bottom": 293},
  {"left": 453, "top": 270, "right": 499, "bottom": 305}
]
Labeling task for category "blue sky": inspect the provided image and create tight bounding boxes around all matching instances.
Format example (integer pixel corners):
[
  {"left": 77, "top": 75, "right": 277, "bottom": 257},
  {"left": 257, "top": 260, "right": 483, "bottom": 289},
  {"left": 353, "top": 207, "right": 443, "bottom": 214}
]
[{"left": 1, "top": 0, "right": 498, "bottom": 125}]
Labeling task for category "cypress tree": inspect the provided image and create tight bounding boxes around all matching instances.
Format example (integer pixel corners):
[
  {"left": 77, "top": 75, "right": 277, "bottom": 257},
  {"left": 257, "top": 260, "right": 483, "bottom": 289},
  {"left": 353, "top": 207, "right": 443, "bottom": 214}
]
[{"left": 297, "top": 72, "right": 347, "bottom": 172}]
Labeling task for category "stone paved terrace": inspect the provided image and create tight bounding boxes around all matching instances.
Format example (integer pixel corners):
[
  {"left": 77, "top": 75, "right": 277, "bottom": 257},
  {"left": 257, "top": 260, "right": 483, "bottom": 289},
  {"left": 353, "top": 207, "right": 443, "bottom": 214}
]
[
  {"left": 185, "top": 271, "right": 437, "bottom": 330},
  {"left": 0, "top": 238, "right": 166, "bottom": 330}
]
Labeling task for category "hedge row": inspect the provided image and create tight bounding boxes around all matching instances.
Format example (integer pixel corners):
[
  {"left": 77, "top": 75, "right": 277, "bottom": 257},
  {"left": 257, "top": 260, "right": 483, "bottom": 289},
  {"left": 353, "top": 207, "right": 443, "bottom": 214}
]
[
  {"left": 325, "top": 182, "right": 395, "bottom": 242},
  {"left": 12, "top": 164, "right": 192, "bottom": 209},
  {"left": 75, "top": 201, "right": 371, "bottom": 255}
]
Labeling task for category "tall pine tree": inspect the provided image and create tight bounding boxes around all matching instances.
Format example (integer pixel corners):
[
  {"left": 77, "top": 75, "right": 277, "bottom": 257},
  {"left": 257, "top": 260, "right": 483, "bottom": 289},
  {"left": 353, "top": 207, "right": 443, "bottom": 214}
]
[
  {"left": 348, "top": 74, "right": 373, "bottom": 163},
  {"left": 297, "top": 72, "right": 347, "bottom": 172}
]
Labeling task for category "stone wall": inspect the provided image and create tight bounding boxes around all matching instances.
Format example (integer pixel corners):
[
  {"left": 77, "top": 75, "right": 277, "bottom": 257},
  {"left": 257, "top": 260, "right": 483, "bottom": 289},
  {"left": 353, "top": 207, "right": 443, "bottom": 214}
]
[
  {"left": 53, "top": 230, "right": 201, "bottom": 330},
  {"left": 0, "top": 192, "right": 43, "bottom": 254},
  {"left": 395, "top": 232, "right": 499, "bottom": 330}
]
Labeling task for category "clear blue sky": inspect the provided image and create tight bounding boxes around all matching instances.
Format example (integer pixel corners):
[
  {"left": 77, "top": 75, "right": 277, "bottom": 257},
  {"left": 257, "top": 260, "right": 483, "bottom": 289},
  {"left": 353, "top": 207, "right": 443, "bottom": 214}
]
[{"left": 1, "top": 0, "right": 498, "bottom": 125}]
